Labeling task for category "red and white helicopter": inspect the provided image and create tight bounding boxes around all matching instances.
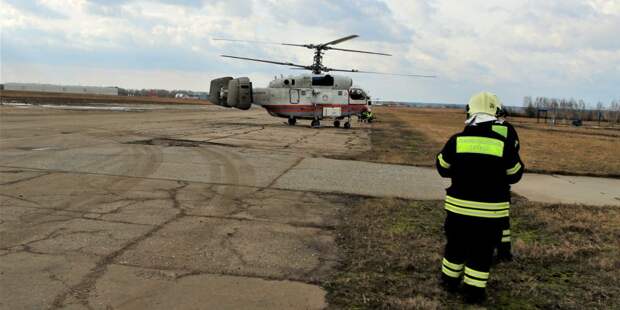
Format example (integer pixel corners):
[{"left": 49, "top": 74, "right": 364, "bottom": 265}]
[{"left": 209, "top": 35, "right": 434, "bottom": 128}]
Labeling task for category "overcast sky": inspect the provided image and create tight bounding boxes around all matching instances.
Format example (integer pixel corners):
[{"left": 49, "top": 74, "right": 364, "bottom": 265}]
[{"left": 1, "top": 0, "right": 619, "bottom": 105}]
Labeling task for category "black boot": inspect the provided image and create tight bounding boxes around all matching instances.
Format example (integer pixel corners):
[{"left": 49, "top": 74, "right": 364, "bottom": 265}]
[
  {"left": 462, "top": 284, "right": 487, "bottom": 304},
  {"left": 440, "top": 274, "right": 460, "bottom": 293}
]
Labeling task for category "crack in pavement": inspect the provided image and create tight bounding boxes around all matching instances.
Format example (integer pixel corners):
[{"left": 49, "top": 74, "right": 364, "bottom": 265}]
[
  {"left": 50, "top": 181, "right": 189, "bottom": 309},
  {"left": 204, "top": 126, "right": 266, "bottom": 142},
  {"left": 261, "top": 157, "right": 304, "bottom": 191},
  {"left": 0, "top": 192, "right": 43, "bottom": 206},
  {"left": 0, "top": 165, "right": 264, "bottom": 190},
  {"left": 220, "top": 227, "right": 249, "bottom": 266},
  {"left": 2, "top": 202, "right": 159, "bottom": 227},
  {"left": 116, "top": 262, "right": 327, "bottom": 286},
  {"left": 3, "top": 177, "right": 340, "bottom": 230},
  {"left": 283, "top": 130, "right": 321, "bottom": 149},
  {"left": 1, "top": 228, "right": 65, "bottom": 253},
  {"left": 186, "top": 214, "right": 337, "bottom": 231},
  {"left": 0, "top": 171, "right": 52, "bottom": 186}
]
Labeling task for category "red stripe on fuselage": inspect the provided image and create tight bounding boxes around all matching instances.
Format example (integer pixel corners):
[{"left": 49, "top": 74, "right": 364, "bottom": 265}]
[{"left": 261, "top": 104, "right": 368, "bottom": 113}]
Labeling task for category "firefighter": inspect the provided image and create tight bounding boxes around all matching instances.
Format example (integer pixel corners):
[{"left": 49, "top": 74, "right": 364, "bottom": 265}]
[
  {"left": 365, "top": 110, "right": 374, "bottom": 123},
  {"left": 436, "top": 92, "right": 524, "bottom": 303},
  {"left": 360, "top": 110, "right": 374, "bottom": 123}
]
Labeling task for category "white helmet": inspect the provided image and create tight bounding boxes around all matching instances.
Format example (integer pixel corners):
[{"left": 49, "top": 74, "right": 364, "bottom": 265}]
[{"left": 467, "top": 92, "right": 502, "bottom": 116}]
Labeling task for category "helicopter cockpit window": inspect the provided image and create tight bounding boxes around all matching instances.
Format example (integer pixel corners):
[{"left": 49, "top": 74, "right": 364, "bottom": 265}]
[
  {"left": 349, "top": 89, "right": 366, "bottom": 100},
  {"left": 312, "top": 75, "right": 334, "bottom": 86}
]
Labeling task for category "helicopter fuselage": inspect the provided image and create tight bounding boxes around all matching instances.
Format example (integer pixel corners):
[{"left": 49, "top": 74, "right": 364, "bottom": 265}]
[
  {"left": 209, "top": 73, "right": 372, "bottom": 126},
  {"left": 254, "top": 74, "right": 370, "bottom": 120}
]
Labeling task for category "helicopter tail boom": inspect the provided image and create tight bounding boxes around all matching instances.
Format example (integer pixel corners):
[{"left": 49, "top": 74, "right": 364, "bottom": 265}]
[{"left": 209, "top": 76, "right": 253, "bottom": 110}]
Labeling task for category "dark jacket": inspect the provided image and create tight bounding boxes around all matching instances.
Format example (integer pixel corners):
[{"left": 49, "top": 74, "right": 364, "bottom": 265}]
[{"left": 436, "top": 120, "right": 524, "bottom": 218}]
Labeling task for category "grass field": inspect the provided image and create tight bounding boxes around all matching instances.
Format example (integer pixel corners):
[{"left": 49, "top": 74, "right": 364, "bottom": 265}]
[
  {"left": 352, "top": 106, "right": 620, "bottom": 177},
  {"left": 0, "top": 90, "right": 208, "bottom": 105},
  {"left": 325, "top": 198, "right": 620, "bottom": 309}
]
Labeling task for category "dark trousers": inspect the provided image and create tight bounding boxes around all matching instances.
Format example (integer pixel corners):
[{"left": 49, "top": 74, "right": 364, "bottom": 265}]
[
  {"left": 497, "top": 217, "right": 511, "bottom": 255},
  {"left": 441, "top": 212, "right": 502, "bottom": 293}
]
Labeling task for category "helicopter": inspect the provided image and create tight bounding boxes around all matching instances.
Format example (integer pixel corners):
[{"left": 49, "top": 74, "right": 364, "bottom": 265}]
[{"left": 209, "top": 35, "right": 435, "bottom": 128}]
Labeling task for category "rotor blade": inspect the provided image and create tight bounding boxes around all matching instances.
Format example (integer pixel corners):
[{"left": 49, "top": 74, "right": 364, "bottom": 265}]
[
  {"left": 319, "top": 35, "right": 359, "bottom": 47},
  {"left": 213, "top": 38, "right": 307, "bottom": 48},
  {"left": 324, "top": 46, "right": 391, "bottom": 56},
  {"left": 221, "top": 55, "right": 309, "bottom": 69},
  {"left": 324, "top": 67, "right": 436, "bottom": 78},
  {"left": 281, "top": 43, "right": 314, "bottom": 48}
]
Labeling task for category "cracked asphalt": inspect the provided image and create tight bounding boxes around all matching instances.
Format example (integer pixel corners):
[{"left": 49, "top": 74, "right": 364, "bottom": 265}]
[
  {"left": 1, "top": 103, "right": 618, "bottom": 309},
  {"left": 0, "top": 104, "right": 369, "bottom": 309}
]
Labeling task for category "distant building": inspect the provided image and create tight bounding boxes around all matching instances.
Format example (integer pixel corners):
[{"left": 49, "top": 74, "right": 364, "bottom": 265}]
[{"left": 2, "top": 83, "right": 119, "bottom": 96}]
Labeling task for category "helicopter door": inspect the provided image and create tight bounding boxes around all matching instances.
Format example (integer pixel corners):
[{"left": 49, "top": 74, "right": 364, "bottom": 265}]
[{"left": 289, "top": 89, "right": 300, "bottom": 104}]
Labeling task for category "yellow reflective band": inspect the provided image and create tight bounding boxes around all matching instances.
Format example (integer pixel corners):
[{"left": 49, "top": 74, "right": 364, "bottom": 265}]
[
  {"left": 443, "top": 258, "right": 464, "bottom": 271},
  {"left": 502, "top": 229, "right": 511, "bottom": 236},
  {"left": 445, "top": 196, "right": 509, "bottom": 210},
  {"left": 442, "top": 265, "right": 462, "bottom": 278},
  {"left": 507, "top": 162, "right": 522, "bottom": 175},
  {"left": 456, "top": 136, "right": 504, "bottom": 157},
  {"left": 501, "top": 236, "right": 511, "bottom": 242},
  {"left": 492, "top": 125, "right": 508, "bottom": 138},
  {"left": 464, "top": 275, "right": 487, "bottom": 288},
  {"left": 445, "top": 203, "right": 509, "bottom": 218},
  {"left": 437, "top": 153, "right": 451, "bottom": 169},
  {"left": 465, "top": 267, "right": 489, "bottom": 279}
]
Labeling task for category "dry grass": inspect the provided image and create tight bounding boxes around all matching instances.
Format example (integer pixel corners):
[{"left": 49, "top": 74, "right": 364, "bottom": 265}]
[
  {"left": 332, "top": 108, "right": 439, "bottom": 166},
  {"left": 324, "top": 197, "right": 620, "bottom": 309},
  {"left": 360, "top": 107, "right": 620, "bottom": 177},
  {"left": 0, "top": 90, "right": 208, "bottom": 105}
]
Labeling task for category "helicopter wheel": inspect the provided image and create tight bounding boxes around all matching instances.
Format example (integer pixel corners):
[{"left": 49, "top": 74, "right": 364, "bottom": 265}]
[
  {"left": 344, "top": 122, "right": 351, "bottom": 129},
  {"left": 311, "top": 119, "right": 321, "bottom": 128},
  {"left": 288, "top": 117, "right": 297, "bottom": 126},
  {"left": 334, "top": 120, "right": 341, "bottom": 128}
]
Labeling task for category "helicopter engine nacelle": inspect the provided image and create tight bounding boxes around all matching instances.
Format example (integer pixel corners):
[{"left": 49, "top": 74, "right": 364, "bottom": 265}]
[{"left": 208, "top": 76, "right": 253, "bottom": 110}]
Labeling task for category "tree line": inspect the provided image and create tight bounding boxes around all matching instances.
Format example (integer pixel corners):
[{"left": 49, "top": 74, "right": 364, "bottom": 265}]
[{"left": 521, "top": 96, "right": 620, "bottom": 125}]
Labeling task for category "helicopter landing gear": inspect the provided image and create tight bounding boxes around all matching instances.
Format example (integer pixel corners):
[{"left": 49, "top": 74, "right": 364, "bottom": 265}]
[
  {"left": 343, "top": 116, "right": 352, "bottom": 129},
  {"left": 288, "top": 117, "right": 297, "bottom": 126},
  {"left": 334, "top": 120, "right": 341, "bottom": 128},
  {"left": 311, "top": 119, "right": 321, "bottom": 128}
]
